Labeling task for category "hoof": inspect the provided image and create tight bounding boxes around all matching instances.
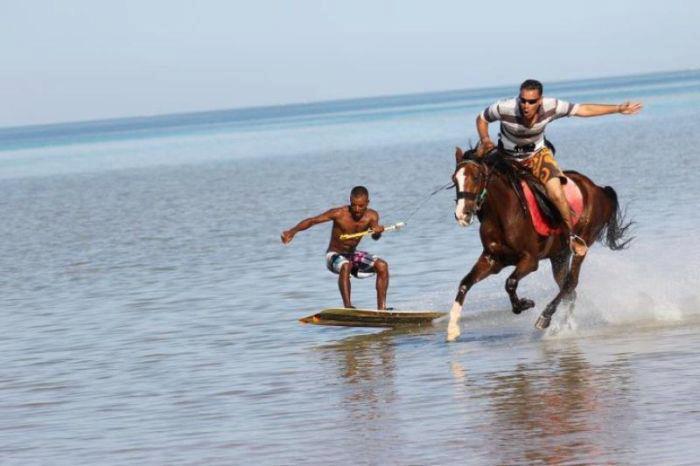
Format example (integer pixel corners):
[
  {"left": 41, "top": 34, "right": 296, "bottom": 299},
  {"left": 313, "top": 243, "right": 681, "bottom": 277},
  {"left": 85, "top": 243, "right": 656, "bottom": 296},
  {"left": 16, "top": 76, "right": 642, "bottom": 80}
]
[
  {"left": 512, "top": 298, "right": 535, "bottom": 315},
  {"left": 535, "top": 315, "right": 551, "bottom": 330}
]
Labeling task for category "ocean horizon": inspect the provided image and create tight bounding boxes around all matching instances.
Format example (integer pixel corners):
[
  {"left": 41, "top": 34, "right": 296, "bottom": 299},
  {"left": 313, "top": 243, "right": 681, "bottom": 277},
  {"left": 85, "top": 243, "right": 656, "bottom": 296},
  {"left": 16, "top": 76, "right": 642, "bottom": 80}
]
[{"left": 1, "top": 68, "right": 698, "bottom": 153}]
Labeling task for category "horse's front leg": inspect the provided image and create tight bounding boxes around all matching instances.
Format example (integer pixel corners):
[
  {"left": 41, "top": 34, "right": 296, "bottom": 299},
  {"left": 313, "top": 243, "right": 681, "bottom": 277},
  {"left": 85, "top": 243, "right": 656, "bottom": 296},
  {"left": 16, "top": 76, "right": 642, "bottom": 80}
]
[
  {"left": 505, "top": 253, "right": 538, "bottom": 314},
  {"left": 536, "top": 253, "right": 586, "bottom": 330},
  {"left": 447, "top": 252, "right": 502, "bottom": 342}
]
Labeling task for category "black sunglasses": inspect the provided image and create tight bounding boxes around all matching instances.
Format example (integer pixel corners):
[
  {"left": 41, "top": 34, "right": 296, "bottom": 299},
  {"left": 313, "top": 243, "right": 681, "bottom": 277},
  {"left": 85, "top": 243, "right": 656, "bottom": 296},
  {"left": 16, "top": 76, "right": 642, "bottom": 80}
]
[{"left": 519, "top": 97, "right": 540, "bottom": 105}]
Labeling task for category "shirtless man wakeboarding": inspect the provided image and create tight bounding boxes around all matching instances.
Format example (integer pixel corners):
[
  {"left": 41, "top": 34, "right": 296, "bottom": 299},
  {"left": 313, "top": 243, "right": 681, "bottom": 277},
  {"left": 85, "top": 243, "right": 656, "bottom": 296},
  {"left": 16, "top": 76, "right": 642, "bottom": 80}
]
[{"left": 281, "top": 186, "right": 390, "bottom": 310}]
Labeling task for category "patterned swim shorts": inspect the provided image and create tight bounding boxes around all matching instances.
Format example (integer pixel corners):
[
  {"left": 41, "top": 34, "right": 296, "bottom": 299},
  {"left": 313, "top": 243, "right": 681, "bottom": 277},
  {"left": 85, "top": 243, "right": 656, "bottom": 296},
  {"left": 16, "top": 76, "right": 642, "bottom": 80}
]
[
  {"left": 519, "top": 147, "right": 566, "bottom": 184},
  {"left": 325, "top": 251, "right": 380, "bottom": 279}
]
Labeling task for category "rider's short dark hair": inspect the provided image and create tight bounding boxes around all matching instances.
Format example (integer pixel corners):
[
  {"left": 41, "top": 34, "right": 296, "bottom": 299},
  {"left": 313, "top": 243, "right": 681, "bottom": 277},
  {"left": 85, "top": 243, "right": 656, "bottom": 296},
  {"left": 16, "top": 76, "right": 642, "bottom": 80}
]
[
  {"left": 351, "top": 186, "right": 369, "bottom": 198},
  {"left": 520, "top": 79, "right": 543, "bottom": 95}
]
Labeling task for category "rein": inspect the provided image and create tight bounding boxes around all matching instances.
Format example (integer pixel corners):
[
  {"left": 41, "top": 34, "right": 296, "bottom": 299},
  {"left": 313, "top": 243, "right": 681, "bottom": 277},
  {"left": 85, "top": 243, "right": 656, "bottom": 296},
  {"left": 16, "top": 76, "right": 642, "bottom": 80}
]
[
  {"left": 454, "top": 159, "right": 492, "bottom": 212},
  {"left": 372, "top": 180, "right": 454, "bottom": 236}
]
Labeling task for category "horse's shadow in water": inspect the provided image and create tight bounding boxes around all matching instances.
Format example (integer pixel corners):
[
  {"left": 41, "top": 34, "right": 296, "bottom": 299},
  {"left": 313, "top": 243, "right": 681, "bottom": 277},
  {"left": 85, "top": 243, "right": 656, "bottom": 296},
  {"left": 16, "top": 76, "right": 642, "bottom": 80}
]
[{"left": 448, "top": 146, "right": 633, "bottom": 341}]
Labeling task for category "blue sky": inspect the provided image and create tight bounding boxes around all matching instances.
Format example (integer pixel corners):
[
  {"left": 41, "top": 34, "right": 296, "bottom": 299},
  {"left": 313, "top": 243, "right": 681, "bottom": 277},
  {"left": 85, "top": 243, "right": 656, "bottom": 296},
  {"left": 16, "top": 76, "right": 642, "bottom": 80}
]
[{"left": 1, "top": 0, "right": 698, "bottom": 127}]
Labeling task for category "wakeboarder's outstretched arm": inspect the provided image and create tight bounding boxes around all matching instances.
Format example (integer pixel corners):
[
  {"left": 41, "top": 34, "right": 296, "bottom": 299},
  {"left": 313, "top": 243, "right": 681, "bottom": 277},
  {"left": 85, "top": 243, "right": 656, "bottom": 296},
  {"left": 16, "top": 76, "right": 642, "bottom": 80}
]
[{"left": 281, "top": 209, "right": 336, "bottom": 245}]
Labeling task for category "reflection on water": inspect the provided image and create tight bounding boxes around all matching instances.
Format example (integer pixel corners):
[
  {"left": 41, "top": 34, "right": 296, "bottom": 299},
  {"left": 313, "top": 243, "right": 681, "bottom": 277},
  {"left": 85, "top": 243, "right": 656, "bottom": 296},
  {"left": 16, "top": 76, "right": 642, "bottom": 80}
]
[
  {"left": 306, "top": 328, "right": 647, "bottom": 464},
  {"left": 316, "top": 329, "right": 431, "bottom": 424},
  {"left": 322, "top": 330, "right": 398, "bottom": 423},
  {"left": 310, "top": 327, "right": 441, "bottom": 463},
  {"left": 295, "top": 319, "right": 700, "bottom": 465},
  {"left": 452, "top": 340, "right": 635, "bottom": 465}
]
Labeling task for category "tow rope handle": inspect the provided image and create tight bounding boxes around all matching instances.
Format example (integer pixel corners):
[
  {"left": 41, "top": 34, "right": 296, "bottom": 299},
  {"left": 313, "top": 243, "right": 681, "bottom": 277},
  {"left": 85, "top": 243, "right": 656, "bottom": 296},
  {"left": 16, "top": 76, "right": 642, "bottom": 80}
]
[{"left": 339, "top": 222, "right": 406, "bottom": 240}]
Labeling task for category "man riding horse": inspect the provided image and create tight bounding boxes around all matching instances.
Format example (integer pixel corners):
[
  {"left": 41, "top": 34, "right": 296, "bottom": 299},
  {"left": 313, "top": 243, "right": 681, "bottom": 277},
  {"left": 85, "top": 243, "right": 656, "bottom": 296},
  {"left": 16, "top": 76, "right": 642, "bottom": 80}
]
[
  {"left": 476, "top": 79, "right": 642, "bottom": 256},
  {"left": 446, "top": 80, "right": 641, "bottom": 341}
]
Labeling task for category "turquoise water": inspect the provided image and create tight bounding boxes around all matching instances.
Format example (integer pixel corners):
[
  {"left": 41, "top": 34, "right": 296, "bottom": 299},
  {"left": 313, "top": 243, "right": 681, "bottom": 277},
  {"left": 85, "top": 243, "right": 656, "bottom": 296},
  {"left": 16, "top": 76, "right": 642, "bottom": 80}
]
[
  {"left": 1, "top": 70, "right": 700, "bottom": 464},
  {"left": 1, "top": 69, "right": 698, "bottom": 177}
]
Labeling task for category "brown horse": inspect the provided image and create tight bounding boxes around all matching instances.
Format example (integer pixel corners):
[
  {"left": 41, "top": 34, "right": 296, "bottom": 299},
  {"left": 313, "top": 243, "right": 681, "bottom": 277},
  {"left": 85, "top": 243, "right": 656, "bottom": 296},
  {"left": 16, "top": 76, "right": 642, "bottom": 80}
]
[{"left": 446, "top": 147, "right": 631, "bottom": 341}]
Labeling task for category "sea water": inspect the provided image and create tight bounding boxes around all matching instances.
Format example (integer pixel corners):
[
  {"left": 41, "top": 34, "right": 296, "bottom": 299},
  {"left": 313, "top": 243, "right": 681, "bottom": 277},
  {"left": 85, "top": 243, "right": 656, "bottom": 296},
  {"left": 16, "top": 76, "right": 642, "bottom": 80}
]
[{"left": 1, "top": 70, "right": 699, "bottom": 464}]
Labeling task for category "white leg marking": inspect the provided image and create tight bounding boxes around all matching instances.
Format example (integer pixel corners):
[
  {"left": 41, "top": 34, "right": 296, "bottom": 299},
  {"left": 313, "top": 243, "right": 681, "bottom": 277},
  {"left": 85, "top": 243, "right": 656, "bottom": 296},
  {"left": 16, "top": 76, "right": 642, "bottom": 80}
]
[{"left": 447, "top": 300, "right": 463, "bottom": 342}]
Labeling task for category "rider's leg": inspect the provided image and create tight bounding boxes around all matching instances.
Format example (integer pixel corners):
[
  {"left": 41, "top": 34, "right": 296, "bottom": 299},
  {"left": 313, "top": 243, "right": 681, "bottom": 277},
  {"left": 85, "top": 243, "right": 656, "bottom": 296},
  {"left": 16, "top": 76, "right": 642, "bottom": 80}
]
[
  {"left": 373, "top": 259, "right": 389, "bottom": 310},
  {"left": 545, "top": 177, "right": 588, "bottom": 256}
]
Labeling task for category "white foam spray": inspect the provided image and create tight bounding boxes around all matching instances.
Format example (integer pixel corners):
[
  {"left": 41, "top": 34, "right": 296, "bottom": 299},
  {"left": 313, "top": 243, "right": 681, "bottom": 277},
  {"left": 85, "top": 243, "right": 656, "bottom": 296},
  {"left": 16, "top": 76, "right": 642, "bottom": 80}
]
[{"left": 401, "top": 239, "right": 700, "bottom": 340}]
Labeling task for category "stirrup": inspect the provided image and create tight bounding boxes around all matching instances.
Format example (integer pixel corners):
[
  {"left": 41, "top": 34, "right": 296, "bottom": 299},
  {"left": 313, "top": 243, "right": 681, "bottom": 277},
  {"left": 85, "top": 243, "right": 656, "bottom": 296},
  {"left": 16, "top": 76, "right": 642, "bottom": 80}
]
[{"left": 569, "top": 234, "right": 588, "bottom": 256}]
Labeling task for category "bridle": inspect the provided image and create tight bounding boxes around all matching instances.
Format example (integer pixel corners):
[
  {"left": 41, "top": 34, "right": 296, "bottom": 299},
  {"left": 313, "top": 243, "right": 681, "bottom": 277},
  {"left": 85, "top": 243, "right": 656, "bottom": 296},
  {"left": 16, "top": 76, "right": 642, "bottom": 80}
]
[{"left": 454, "top": 159, "right": 491, "bottom": 214}]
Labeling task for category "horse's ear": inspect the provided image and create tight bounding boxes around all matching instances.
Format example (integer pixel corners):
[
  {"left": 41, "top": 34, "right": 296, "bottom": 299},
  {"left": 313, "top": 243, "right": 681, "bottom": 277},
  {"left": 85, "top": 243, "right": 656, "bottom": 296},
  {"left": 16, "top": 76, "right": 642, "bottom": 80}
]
[{"left": 455, "top": 146, "right": 464, "bottom": 165}]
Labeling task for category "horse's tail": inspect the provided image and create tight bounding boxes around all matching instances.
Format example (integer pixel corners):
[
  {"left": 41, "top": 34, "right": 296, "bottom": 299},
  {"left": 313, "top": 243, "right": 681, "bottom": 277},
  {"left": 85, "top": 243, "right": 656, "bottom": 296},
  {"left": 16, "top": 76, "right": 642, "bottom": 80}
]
[{"left": 597, "top": 186, "right": 634, "bottom": 250}]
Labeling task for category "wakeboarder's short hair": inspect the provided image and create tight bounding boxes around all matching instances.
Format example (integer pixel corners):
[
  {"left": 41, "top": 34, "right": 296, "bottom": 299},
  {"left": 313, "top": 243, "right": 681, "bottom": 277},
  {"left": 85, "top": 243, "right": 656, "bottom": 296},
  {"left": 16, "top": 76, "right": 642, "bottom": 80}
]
[
  {"left": 520, "top": 79, "right": 543, "bottom": 95},
  {"left": 350, "top": 186, "right": 369, "bottom": 198}
]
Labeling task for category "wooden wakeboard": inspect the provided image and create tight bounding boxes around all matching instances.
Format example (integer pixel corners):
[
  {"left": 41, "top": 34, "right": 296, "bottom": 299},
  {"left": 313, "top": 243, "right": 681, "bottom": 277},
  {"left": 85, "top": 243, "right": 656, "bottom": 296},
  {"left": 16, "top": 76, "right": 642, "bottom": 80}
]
[{"left": 299, "top": 308, "right": 447, "bottom": 328}]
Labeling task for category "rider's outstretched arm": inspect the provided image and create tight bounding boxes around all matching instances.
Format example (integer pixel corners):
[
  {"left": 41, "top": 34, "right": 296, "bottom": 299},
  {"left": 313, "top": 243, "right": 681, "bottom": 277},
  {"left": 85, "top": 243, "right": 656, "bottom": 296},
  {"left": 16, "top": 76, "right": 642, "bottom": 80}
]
[
  {"left": 281, "top": 209, "right": 336, "bottom": 244},
  {"left": 574, "top": 101, "right": 643, "bottom": 117}
]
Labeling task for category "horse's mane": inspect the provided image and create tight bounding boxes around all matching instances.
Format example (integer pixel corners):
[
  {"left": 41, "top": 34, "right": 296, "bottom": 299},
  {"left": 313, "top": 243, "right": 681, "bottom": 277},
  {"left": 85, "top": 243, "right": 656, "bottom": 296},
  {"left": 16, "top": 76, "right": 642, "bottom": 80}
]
[
  {"left": 460, "top": 147, "right": 480, "bottom": 162},
  {"left": 460, "top": 147, "right": 516, "bottom": 176}
]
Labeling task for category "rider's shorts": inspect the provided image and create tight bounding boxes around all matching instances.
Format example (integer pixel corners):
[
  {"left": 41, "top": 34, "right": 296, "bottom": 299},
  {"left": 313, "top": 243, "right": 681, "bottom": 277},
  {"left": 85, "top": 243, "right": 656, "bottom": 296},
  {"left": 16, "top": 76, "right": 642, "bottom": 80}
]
[
  {"left": 518, "top": 147, "right": 566, "bottom": 185},
  {"left": 326, "top": 251, "right": 380, "bottom": 279}
]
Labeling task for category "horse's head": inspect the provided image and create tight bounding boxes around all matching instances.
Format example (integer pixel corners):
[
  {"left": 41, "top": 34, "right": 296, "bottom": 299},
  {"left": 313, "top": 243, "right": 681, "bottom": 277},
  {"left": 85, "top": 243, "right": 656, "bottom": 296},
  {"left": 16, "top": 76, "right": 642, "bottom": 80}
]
[{"left": 453, "top": 146, "right": 488, "bottom": 227}]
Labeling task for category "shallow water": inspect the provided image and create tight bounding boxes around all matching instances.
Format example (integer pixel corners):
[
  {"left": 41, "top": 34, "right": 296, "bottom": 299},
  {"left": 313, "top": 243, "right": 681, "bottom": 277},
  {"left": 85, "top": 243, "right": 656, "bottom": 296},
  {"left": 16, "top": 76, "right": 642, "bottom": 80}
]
[{"left": 1, "top": 70, "right": 700, "bottom": 464}]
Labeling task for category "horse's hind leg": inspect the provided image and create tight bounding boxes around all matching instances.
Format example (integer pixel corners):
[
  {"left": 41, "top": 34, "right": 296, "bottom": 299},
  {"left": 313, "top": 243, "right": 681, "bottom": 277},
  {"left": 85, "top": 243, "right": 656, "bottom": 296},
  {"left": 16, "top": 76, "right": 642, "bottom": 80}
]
[
  {"left": 550, "top": 250, "right": 577, "bottom": 321},
  {"left": 536, "top": 254, "right": 586, "bottom": 330},
  {"left": 550, "top": 250, "right": 571, "bottom": 291},
  {"left": 506, "top": 253, "right": 539, "bottom": 314},
  {"left": 447, "top": 253, "right": 502, "bottom": 342}
]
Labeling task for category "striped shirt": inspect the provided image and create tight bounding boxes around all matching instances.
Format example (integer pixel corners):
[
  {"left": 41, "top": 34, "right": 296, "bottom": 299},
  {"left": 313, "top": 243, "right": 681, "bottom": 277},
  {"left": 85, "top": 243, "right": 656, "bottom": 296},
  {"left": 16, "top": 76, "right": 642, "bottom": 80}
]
[{"left": 481, "top": 97, "right": 579, "bottom": 158}]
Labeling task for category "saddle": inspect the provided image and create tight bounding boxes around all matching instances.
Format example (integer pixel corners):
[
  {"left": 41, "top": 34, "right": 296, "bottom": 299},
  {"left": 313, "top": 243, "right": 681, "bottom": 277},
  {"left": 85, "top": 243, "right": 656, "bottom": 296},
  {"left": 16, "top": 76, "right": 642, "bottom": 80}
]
[{"left": 483, "top": 151, "right": 583, "bottom": 236}]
